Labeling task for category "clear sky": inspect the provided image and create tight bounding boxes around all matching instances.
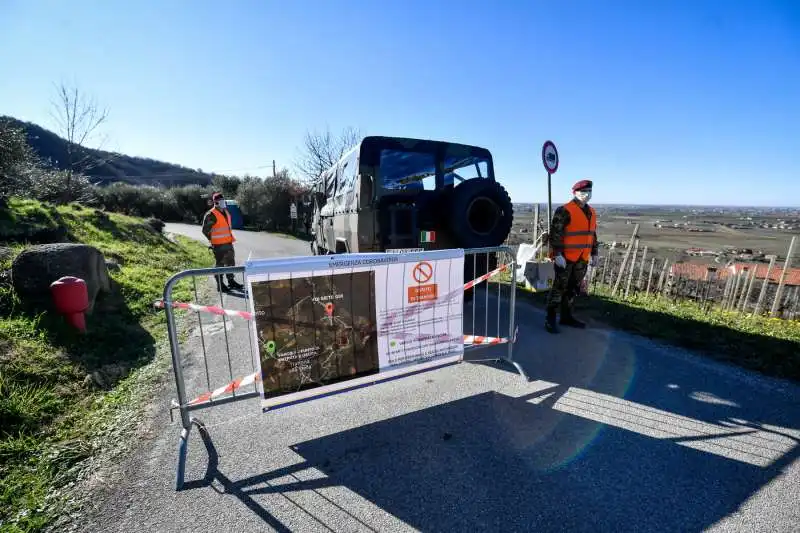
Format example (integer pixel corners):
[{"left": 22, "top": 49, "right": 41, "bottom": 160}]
[{"left": 1, "top": 0, "right": 798, "bottom": 206}]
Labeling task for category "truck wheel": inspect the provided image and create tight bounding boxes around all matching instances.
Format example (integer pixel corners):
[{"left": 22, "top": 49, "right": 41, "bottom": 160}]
[{"left": 449, "top": 179, "right": 514, "bottom": 249}]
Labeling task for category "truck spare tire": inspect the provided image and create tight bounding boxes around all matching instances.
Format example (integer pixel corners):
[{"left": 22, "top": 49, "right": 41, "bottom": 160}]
[{"left": 448, "top": 179, "right": 514, "bottom": 249}]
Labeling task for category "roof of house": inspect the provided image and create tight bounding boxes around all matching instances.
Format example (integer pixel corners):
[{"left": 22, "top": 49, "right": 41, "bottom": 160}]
[{"left": 669, "top": 261, "right": 800, "bottom": 286}]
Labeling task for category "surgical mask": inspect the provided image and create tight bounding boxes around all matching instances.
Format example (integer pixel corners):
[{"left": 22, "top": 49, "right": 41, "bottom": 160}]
[
  {"left": 216, "top": 199, "right": 227, "bottom": 209},
  {"left": 575, "top": 190, "right": 591, "bottom": 203}
]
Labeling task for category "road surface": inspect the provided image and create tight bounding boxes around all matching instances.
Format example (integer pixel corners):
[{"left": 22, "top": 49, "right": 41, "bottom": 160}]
[
  {"left": 163, "top": 222, "right": 312, "bottom": 261},
  {"left": 77, "top": 225, "right": 800, "bottom": 532}
]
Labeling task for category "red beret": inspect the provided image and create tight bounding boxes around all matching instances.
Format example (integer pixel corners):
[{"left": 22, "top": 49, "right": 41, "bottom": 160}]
[
  {"left": 211, "top": 191, "right": 224, "bottom": 200},
  {"left": 572, "top": 179, "right": 593, "bottom": 192}
]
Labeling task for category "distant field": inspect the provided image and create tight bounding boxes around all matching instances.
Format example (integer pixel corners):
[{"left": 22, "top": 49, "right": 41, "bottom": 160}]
[{"left": 509, "top": 205, "right": 799, "bottom": 262}]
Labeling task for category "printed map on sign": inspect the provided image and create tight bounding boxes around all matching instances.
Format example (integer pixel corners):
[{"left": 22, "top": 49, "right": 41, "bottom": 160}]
[
  {"left": 376, "top": 255, "right": 464, "bottom": 370},
  {"left": 249, "top": 271, "right": 379, "bottom": 399},
  {"left": 246, "top": 249, "right": 464, "bottom": 410}
]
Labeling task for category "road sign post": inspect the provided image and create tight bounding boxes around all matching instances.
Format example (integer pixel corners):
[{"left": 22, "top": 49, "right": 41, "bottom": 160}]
[
  {"left": 290, "top": 202, "right": 298, "bottom": 234},
  {"left": 541, "top": 140, "right": 559, "bottom": 234}
]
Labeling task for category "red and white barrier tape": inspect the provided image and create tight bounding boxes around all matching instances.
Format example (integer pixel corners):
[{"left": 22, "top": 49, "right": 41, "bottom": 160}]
[
  {"left": 156, "top": 263, "right": 512, "bottom": 321},
  {"left": 463, "top": 263, "right": 510, "bottom": 291},
  {"left": 464, "top": 326, "right": 518, "bottom": 346},
  {"left": 187, "top": 326, "right": 517, "bottom": 406},
  {"left": 154, "top": 299, "right": 254, "bottom": 320},
  {"left": 187, "top": 370, "right": 261, "bottom": 406}
]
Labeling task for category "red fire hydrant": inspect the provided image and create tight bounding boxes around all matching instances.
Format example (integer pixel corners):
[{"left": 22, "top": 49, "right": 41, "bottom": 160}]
[{"left": 50, "top": 276, "right": 89, "bottom": 333}]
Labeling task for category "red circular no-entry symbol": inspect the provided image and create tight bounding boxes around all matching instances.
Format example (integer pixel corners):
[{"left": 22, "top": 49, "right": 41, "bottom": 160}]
[
  {"left": 542, "top": 140, "right": 559, "bottom": 174},
  {"left": 412, "top": 262, "right": 433, "bottom": 284}
]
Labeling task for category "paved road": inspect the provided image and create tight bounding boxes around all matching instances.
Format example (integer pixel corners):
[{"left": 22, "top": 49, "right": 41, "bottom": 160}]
[
  {"left": 79, "top": 226, "right": 800, "bottom": 532},
  {"left": 163, "top": 223, "right": 312, "bottom": 261}
]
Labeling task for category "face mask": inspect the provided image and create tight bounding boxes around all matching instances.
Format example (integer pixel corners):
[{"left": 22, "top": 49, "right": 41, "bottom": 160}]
[
  {"left": 575, "top": 190, "right": 591, "bottom": 203},
  {"left": 216, "top": 199, "right": 227, "bottom": 209}
]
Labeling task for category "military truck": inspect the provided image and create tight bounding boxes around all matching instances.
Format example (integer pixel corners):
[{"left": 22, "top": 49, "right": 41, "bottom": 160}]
[{"left": 309, "top": 136, "right": 514, "bottom": 297}]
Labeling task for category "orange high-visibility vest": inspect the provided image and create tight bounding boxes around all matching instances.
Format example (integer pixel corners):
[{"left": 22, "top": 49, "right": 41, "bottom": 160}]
[
  {"left": 209, "top": 208, "right": 235, "bottom": 246},
  {"left": 560, "top": 201, "right": 596, "bottom": 262}
]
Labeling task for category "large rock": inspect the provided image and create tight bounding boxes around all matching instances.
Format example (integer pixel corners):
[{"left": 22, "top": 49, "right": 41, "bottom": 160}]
[{"left": 11, "top": 243, "right": 111, "bottom": 312}]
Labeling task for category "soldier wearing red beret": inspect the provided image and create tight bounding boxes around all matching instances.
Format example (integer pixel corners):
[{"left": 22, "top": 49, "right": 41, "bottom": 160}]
[{"left": 545, "top": 179, "right": 598, "bottom": 333}]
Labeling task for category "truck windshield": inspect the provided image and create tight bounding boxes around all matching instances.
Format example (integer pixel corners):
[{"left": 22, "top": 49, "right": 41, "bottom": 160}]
[{"left": 381, "top": 150, "right": 491, "bottom": 192}]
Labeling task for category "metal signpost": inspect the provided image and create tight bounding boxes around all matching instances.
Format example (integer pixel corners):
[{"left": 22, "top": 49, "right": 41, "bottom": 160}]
[
  {"left": 541, "top": 140, "right": 559, "bottom": 233},
  {"left": 290, "top": 202, "right": 298, "bottom": 233}
]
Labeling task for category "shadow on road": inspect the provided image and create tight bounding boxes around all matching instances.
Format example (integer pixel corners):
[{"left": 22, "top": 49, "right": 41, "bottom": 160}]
[
  {"left": 173, "top": 281, "right": 800, "bottom": 531},
  {"left": 181, "top": 380, "right": 799, "bottom": 532},
  {"left": 514, "top": 285, "right": 800, "bottom": 383}
]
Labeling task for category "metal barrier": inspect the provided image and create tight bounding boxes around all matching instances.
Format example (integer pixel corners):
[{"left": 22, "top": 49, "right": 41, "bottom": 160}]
[{"left": 159, "top": 246, "right": 524, "bottom": 490}]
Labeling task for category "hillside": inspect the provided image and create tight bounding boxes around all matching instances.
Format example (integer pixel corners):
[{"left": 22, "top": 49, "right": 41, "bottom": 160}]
[
  {"left": 1, "top": 116, "right": 214, "bottom": 187},
  {"left": 0, "top": 198, "right": 212, "bottom": 530}
]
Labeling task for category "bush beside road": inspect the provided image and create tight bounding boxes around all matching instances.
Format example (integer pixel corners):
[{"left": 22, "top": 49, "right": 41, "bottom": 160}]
[{"left": 0, "top": 199, "right": 212, "bottom": 532}]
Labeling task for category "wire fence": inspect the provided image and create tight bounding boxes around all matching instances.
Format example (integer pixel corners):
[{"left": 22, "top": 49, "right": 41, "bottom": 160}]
[
  {"left": 506, "top": 232, "right": 800, "bottom": 321},
  {"left": 588, "top": 243, "right": 800, "bottom": 320}
]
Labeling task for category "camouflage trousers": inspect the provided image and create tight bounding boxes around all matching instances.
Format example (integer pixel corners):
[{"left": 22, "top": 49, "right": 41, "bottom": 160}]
[
  {"left": 545, "top": 260, "right": 588, "bottom": 315},
  {"left": 212, "top": 244, "right": 238, "bottom": 285},
  {"left": 212, "top": 243, "right": 236, "bottom": 267}
]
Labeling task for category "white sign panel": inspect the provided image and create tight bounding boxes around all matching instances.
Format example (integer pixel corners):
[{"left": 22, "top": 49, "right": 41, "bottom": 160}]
[
  {"left": 385, "top": 248, "right": 424, "bottom": 254},
  {"left": 244, "top": 250, "right": 465, "bottom": 410},
  {"left": 289, "top": 203, "right": 298, "bottom": 219}
]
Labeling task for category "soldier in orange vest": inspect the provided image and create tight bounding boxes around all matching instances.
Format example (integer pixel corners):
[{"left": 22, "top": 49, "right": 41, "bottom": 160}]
[
  {"left": 202, "top": 192, "right": 245, "bottom": 292},
  {"left": 545, "top": 179, "right": 598, "bottom": 333}
]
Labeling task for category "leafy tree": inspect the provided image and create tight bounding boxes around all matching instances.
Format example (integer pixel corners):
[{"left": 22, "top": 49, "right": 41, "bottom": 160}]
[{"left": 211, "top": 174, "right": 242, "bottom": 198}]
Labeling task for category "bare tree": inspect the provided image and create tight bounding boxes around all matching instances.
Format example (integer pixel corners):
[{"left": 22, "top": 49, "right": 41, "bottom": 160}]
[
  {"left": 0, "top": 119, "right": 35, "bottom": 200},
  {"left": 49, "top": 81, "right": 112, "bottom": 202},
  {"left": 295, "top": 126, "right": 361, "bottom": 183}
]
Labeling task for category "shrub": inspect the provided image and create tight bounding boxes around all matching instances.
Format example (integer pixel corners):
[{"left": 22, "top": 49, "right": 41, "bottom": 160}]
[
  {"left": 145, "top": 217, "right": 165, "bottom": 233},
  {"left": 235, "top": 173, "right": 308, "bottom": 231},
  {"left": 211, "top": 174, "right": 242, "bottom": 198}
]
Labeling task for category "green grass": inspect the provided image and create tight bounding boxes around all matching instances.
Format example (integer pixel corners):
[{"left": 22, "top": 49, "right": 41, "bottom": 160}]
[
  {"left": 510, "top": 280, "right": 800, "bottom": 382},
  {"left": 0, "top": 198, "right": 212, "bottom": 532}
]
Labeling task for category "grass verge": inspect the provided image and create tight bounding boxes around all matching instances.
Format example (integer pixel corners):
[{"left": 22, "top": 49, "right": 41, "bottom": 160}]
[
  {"left": 510, "top": 280, "right": 800, "bottom": 382},
  {"left": 0, "top": 198, "right": 212, "bottom": 532}
]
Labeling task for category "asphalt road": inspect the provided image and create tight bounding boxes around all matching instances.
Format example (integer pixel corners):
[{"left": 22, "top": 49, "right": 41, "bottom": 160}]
[{"left": 77, "top": 225, "right": 800, "bottom": 533}]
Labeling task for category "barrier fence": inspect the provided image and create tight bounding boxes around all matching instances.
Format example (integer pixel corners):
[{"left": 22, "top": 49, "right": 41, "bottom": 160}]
[{"left": 158, "top": 246, "right": 524, "bottom": 490}]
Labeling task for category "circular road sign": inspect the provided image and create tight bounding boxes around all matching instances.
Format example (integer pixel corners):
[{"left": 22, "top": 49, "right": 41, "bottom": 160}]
[
  {"left": 542, "top": 140, "right": 559, "bottom": 174},
  {"left": 412, "top": 262, "right": 434, "bottom": 284}
]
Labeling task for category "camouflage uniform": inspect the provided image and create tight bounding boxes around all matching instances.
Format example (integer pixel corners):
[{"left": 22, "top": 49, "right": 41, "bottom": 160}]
[
  {"left": 545, "top": 200, "right": 598, "bottom": 329},
  {"left": 202, "top": 208, "right": 243, "bottom": 291}
]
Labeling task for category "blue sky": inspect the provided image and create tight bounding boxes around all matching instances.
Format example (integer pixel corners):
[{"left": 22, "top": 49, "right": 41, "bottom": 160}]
[{"left": 1, "top": 0, "right": 798, "bottom": 206}]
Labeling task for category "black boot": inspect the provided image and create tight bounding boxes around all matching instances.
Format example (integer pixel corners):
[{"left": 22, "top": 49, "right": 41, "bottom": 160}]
[
  {"left": 544, "top": 309, "right": 560, "bottom": 334},
  {"left": 216, "top": 275, "right": 231, "bottom": 293},
  {"left": 227, "top": 275, "right": 244, "bottom": 291},
  {"left": 559, "top": 309, "right": 586, "bottom": 329}
]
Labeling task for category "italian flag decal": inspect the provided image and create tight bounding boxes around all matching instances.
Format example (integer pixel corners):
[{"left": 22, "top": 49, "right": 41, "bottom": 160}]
[{"left": 420, "top": 230, "right": 436, "bottom": 243}]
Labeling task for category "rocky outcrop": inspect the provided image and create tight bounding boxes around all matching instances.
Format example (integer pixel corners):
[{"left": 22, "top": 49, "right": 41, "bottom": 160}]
[{"left": 11, "top": 243, "right": 111, "bottom": 312}]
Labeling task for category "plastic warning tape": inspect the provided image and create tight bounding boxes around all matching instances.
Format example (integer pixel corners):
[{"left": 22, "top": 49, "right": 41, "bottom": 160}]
[
  {"left": 184, "top": 325, "right": 519, "bottom": 405},
  {"left": 187, "top": 371, "right": 261, "bottom": 406},
  {"left": 154, "top": 299, "right": 253, "bottom": 321},
  {"left": 464, "top": 326, "right": 518, "bottom": 346},
  {"left": 464, "top": 335, "right": 507, "bottom": 345},
  {"left": 463, "top": 263, "right": 510, "bottom": 291},
  {"left": 156, "top": 264, "right": 511, "bottom": 322}
]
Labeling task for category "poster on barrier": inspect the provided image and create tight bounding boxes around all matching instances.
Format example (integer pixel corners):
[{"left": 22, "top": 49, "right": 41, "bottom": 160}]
[{"left": 244, "top": 249, "right": 465, "bottom": 410}]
